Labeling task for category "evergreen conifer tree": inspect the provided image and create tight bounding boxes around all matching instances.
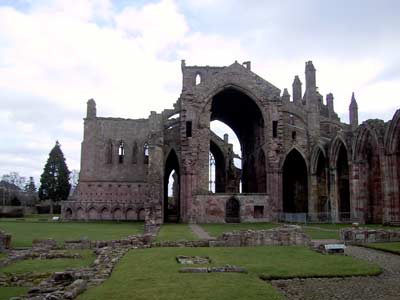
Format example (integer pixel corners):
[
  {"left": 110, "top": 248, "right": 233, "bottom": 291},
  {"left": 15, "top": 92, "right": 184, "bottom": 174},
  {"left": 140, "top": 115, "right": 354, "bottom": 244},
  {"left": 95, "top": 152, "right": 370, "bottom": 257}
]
[{"left": 39, "top": 141, "right": 71, "bottom": 212}]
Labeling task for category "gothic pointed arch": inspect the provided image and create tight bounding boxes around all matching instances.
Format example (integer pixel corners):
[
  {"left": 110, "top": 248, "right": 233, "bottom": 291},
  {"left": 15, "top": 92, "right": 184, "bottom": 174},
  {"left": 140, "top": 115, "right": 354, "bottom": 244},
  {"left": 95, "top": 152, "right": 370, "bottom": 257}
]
[
  {"left": 311, "top": 145, "right": 329, "bottom": 216},
  {"left": 201, "top": 86, "right": 265, "bottom": 193},
  {"left": 164, "top": 148, "right": 180, "bottom": 222},
  {"left": 353, "top": 121, "right": 385, "bottom": 223},
  {"left": 282, "top": 148, "right": 308, "bottom": 213}
]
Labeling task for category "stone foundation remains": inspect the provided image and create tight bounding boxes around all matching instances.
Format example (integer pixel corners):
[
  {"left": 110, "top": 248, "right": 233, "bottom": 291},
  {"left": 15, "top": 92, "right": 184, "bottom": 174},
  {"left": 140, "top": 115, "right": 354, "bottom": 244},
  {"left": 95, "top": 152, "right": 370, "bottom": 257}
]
[{"left": 340, "top": 228, "right": 400, "bottom": 244}]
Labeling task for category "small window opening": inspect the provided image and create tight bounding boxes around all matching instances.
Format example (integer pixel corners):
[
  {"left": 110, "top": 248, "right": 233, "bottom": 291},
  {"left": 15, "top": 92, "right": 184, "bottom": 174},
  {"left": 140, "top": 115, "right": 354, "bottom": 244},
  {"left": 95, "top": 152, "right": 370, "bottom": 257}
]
[
  {"left": 144, "top": 143, "right": 149, "bottom": 164},
  {"left": 292, "top": 131, "right": 297, "bottom": 140},
  {"left": 254, "top": 206, "right": 264, "bottom": 218},
  {"left": 195, "top": 73, "right": 201, "bottom": 85},
  {"left": 186, "top": 121, "right": 192, "bottom": 138},
  {"left": 272, "top": 121, "right": 278, "bottom": 138},
  {"left": 118, "top": 141, "right": 125, "bottom": 163}
]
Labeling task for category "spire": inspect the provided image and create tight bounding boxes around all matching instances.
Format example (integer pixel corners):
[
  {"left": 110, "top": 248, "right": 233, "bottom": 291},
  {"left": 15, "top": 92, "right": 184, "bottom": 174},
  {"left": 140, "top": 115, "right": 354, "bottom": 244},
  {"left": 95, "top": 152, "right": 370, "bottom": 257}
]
[
  {"left": 350, "top": 92, "right": 358, "bottom": 108},
  {"left": 349, "top": 92, "right": 359, "bottom": 130},
  {"left": 292, "top": 75, "right": 302, "bottom": 104}
]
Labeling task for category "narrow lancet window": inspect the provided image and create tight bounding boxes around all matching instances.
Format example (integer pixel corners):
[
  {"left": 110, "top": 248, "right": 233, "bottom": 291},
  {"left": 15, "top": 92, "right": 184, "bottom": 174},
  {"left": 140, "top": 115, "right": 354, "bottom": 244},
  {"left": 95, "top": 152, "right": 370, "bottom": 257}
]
[
  {"left": 118, "top": 141, "right": 125, "bottom": 164},
  {"left": 132, "top": 141, "right": 138, "bottom": 164},
  {"left": 144, "top": 143, "right": 149, "bottom": 164},
  {"left": 106, "top": 139, "right": 113, "bottom": 164},
  {"left": 195, "top": 73, "right": 201, "bottom": 85}
]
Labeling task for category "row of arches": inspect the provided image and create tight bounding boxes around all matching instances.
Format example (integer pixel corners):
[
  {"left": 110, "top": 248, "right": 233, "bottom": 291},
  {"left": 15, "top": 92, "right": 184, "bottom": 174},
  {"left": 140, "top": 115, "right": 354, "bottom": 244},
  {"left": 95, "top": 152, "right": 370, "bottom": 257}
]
[
  {"left": 64, "top": 206, "right": 146, "bottom": 221},
  {"left": 282, "top": 111, "right": 400, "bottom": 224}
]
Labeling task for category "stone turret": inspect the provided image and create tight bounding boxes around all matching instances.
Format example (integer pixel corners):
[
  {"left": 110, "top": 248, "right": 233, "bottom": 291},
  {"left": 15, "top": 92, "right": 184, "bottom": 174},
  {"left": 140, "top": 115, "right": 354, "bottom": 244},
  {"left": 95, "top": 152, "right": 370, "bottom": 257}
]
[
  {"left": 282, "top": 88, "right": 290, "bottom": 102},
  {"left": 86, "top": 99, "right": 96, "bottom": 119},
  {"left": 349, "top": 92, "right": 359, "bottom": 130},
  {"left": 326, "top": 93, "right": 334, "bottom": 117},
  {"left": 305, "top": 61, "right": 316, "bottom": 91},
  {"left": 292, "top": 75, "right": 302, "bottom": 104}
]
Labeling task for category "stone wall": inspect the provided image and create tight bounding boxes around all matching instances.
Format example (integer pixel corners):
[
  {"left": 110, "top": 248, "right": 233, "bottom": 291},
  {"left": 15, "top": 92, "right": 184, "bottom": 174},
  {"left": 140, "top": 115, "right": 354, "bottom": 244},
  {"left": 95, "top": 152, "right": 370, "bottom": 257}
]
[
  {"left": 340, "top": 228, "right": 400, "bottom": 244},
  {"left": 191, "top": 194, "right": 273, "bottom": 223},
  {"left": 210, "top": 226, "right": 311, "bottom": 247}
]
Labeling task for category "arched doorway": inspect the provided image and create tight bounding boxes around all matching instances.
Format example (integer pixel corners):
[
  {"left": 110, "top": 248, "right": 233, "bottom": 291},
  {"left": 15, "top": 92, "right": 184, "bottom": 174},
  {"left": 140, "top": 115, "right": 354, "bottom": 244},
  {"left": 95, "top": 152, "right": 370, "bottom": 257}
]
[
  {"left": 210, "top": 88, "right": 266, "bottom": 193},
  {"left": 112, "top": 208, "right": 123, "bottom": 220},
  {"left": 225, "top": 197, "right": 240, "bottom": 223},
  {"left": 164, "top": 150, "right": 180, "bottom": 222},
  {"left": 335, "top": 142, "right": 350, "bottom": 221},
  {"left": 65, "top": 208, "right": 72, "bottom": 219},
  {"left": 282, "top": 149, "right": 308, "bottom": 213}
]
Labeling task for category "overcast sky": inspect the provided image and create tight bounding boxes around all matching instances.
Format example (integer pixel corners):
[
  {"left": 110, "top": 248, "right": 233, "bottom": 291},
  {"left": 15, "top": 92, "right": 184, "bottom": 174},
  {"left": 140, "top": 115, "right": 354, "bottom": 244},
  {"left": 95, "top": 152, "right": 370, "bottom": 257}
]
[{"left": 0, "top": 0, "right": 399, "bottom": 184}]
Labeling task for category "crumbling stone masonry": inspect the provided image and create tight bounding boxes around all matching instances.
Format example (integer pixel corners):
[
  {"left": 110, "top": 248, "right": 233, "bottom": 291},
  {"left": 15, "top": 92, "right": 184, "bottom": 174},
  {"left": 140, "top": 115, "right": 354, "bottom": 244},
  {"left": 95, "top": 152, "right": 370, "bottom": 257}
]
[{"left": 62, "top": 60, "right": 400, "bottom": 224}]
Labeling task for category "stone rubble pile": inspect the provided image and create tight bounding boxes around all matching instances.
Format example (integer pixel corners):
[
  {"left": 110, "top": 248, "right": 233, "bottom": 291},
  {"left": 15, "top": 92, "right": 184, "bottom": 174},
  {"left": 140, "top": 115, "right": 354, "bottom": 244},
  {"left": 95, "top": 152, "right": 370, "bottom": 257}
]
[{"left": 179, "top": 265, "right": 247, "bottom": 274}]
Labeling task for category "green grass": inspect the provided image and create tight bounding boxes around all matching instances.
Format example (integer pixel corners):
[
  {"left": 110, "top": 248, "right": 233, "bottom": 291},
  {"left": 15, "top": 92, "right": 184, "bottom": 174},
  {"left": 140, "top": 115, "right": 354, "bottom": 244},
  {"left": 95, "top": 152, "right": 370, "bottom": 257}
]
[
  {"left": 155, "top": 224, "right": 197, "bottom": 242},
  {"left": 78, "top": 246, "right": 380, "bottom": 300},
  {"left": 1, "top": 250, "right": 95, "bottom": 274},
  {"left": 302, "top": 228, "right": 340, "bottom": 240},
  {"left": 0, "top": 221, "right": 143, "bottom": 247},
  {"left": 364, "top": 242, "right": 400, "bottom": 254},
  {"left": 200, "top": 223, "right": 278, "bottom": 238},
  {"left": 0, "top": 287, "right": 29, "bottom": 300}
]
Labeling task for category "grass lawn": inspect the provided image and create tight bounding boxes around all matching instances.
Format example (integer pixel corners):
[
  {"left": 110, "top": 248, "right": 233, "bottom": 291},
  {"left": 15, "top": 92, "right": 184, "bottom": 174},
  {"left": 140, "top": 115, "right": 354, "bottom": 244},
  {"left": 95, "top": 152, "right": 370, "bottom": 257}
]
[
  {"left": 0, "top": 250, "right": 95, "bottom": 274},
  {"left": 0, "top": 287, "right": 29, "bottom": 300},
  {"left": 0, "top": 221, "right": 143, "bottom": 247},
  {"left": 199, "top": 223, "right": 278, "bottom": 238},
  {"left": 364, "top": 242, "right": 400, "bottom": 254},
  {"left": 302, "top": 227, "right": 340, "bottom": 240},
  {"left": 78, "top": 246, "right": 380, "bottom": 300},
  {"left": 155, "top": 224, "right": 197, "bottom": 242}
]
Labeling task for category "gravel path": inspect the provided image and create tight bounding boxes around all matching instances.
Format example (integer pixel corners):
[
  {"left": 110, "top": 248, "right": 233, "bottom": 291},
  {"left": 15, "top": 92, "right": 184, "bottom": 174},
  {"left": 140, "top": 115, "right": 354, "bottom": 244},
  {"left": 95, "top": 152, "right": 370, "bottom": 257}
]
[
  {"left": 271, "top": 246, "right": 400, "bottom": 300},
  {"left": 189, "top": 224, "right": 212, "bottom": 239}
]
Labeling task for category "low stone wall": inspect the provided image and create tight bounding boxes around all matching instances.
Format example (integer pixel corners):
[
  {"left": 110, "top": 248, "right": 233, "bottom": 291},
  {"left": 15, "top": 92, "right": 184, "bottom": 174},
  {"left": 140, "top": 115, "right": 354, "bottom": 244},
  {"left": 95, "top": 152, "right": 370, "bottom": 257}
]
[
  {"left": 210, "top": 226, "right": 311, "bottom": 247},
  {"left": 152, "top": 226, "right": 311, "bottom": 248},
  {"left": 340, "top": 228, "right": 400, "bottom": 244},
  {"left": 0, "top": 231, "right": 11, "bottom": 252},
  {"left": 191, "top": 194, "right": 274, "bottom": 223},
  {"left": 64, "top": 234, "right": 154, "bottom": 250}
]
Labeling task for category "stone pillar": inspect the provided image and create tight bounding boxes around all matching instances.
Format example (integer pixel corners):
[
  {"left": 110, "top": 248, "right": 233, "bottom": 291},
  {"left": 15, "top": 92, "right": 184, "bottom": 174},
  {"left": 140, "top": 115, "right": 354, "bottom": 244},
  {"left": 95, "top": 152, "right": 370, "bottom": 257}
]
[
  {"left": 329, "top": 168, "right": 339, "bottom": 222},
  {"left": 146, "top": 112, "right": 164, "bottom": 225}
]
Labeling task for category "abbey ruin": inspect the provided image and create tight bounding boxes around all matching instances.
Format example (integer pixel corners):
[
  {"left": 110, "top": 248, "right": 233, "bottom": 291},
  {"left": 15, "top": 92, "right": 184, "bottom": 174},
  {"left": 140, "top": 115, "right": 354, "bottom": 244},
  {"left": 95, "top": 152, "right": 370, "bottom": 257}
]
[{"left": 61, "top": 60, "right": 400, "bottom": 225}]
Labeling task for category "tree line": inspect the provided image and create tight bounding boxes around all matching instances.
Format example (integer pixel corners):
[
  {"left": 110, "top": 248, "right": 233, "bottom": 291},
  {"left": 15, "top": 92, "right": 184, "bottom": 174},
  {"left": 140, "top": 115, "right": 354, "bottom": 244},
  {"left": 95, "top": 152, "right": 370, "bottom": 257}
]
[{"left": 1, "top": 141, "right": 79, "bottom": 211}]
